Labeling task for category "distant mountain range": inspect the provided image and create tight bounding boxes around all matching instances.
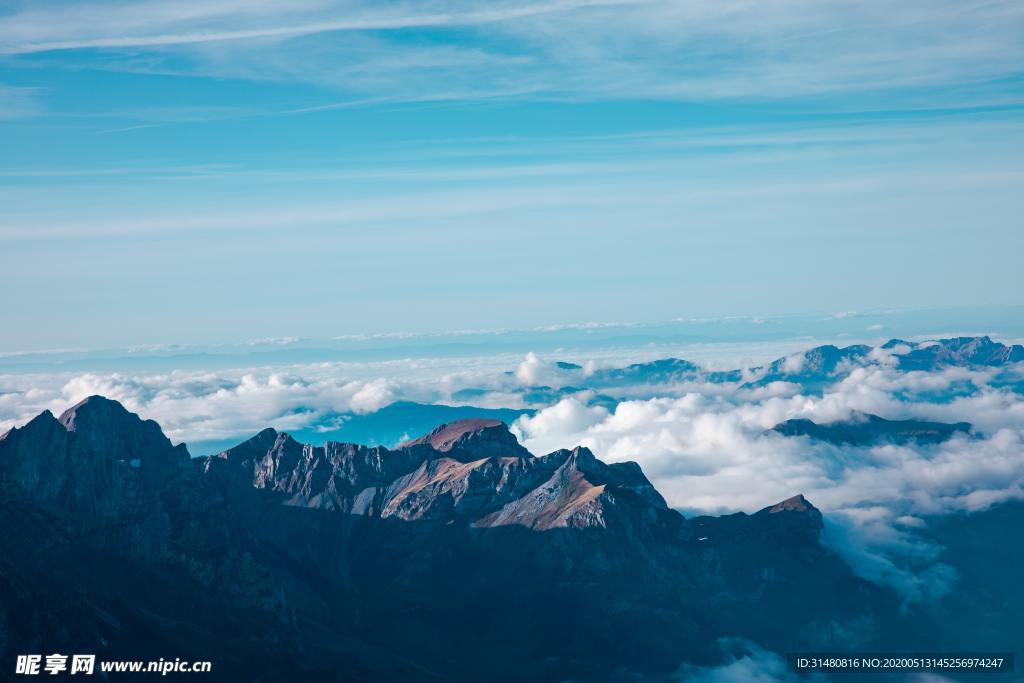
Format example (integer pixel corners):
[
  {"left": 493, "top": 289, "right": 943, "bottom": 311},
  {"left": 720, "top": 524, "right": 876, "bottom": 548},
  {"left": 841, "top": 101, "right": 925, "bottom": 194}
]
[
  {"left": 745, "top": 336, "right": 1022, "bottom": 389},
  {"left": 497, "top": 336, "right": 1024, "bottom": 405},
  {"left": 2, "top": 395, "right": 1020, "bottom": 680}
]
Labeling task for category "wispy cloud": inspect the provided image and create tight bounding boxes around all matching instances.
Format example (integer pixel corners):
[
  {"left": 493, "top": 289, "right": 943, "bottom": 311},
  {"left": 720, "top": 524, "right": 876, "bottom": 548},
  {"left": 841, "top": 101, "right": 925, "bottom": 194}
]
[
  {"left": 0, "top": 84, "right": 41, "bottom": 119},
  {"left": 0, "top": 1, "right": 640, "bottom": 53},
  {"left": 2, "top": 1, "right": 1022, "bottom": 105},
  {"left": 10, "top": 114, "right": 1024, "bottom": 171},
  {"left": 2, "top": 112, "right": 1021, "bottom": 240}
]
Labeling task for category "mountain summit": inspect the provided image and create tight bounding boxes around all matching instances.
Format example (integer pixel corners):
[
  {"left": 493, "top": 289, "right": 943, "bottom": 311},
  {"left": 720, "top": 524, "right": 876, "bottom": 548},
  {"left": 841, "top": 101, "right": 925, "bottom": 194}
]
[
  {"left": 398, "top": 417, "right": 531, "bottom": 459},
  {"left": 59, "top": 394, "right": 189, "bottom": 477}
]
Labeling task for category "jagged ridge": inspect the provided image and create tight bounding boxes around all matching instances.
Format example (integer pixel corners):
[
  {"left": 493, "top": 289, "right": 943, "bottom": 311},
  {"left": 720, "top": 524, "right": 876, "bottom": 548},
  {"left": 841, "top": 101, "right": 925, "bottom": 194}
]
[{"left": 0, "top": 397, "right": 895, "bottom": 682}]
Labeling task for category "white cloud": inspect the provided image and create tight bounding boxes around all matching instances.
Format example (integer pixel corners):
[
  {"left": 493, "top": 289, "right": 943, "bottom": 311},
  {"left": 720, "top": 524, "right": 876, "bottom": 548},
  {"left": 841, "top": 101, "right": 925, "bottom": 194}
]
[
  {"left": 673, "top": 639, "right": 804, "bottom": 683},
  {"left": 513, "top": 351, "right": 585, "bottom": 387},
  {"left": 514, "top": 373, "right": 1024, "bottom": 517},
  {"left": 515, "top": 352, "right": 552, "bottom": 385},
  {"left": 780, "top": 352, "right": 806, "bottom": 374},
  {"left": 511, "top": 361, "right": 1024, "bottom": 600},
  {"left": 511, "top": 396, "right": 608, "bottom": 443},
  {"left": 349, "top": 379, "right": 396, "bottom": 414},
  {"left": 246, "top": 336, "right": 300, "bottom": 346},
  {"left": 1, "top": 366, "right": 440, "bottom": 445},
  {"left": 0, "top": 84, "right": 41, "bottom": 119},
  {"left": 0, "top": 1, "right": 631, "bottom": 53},
  {"left": 821, "top": 513, "right": 958, "bottom": 606},
  {"left": 1, "top": 1, "right": 1022, "bottom": 106}
]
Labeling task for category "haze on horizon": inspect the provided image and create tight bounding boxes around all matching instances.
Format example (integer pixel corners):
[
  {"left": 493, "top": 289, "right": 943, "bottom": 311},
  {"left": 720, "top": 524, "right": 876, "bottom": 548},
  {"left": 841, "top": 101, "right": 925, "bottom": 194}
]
[{"left": 1, "top": 0, "right": 1023, "bottom": 351}]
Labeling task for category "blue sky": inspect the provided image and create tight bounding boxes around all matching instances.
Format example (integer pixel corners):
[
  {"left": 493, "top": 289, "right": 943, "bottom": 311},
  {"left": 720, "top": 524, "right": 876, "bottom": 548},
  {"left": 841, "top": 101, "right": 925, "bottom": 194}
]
[{"left": 1, "top": 0, "right": 1023, "bottom": 351}]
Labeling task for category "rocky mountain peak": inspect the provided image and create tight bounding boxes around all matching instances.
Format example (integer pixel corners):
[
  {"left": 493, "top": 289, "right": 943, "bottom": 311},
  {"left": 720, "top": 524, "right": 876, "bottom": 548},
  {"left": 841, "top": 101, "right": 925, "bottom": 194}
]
[
  {"left": 768, "top": 493, "right": 815, "bottom": 513},
  {"left": 0, "top": 401, "right": 157, "bottom": 515},
  {"left": 755, "top": 494, "right": 824, "bottom": 540},
  {"left": 55, "top": 396, "right": 189, "bottom": 486},
  {"left": 399, "top": 418, "right": 531, "bottom": 460},
  {"left": 58, "top": 394, "right": 126, "bottom": 428},
  {"left": 565, "top": 444, "right": 598, "bottom": 465},
  {"left": 936, "top": 335, "right": 1024, "bottom": 364},
  {"left": 1, "top": 408, "right": 62, "bottom": 442},
  {"left": 884, "top": 336, "right": 1024, "bottom": 369}
]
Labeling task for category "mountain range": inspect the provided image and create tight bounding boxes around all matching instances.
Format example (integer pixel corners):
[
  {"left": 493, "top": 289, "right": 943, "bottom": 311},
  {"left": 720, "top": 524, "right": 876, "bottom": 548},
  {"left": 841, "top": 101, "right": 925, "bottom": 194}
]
[
  {"left": 0, "top": 394, "right": 1020, "bottom": 681},
  {"left": 527, "top": 336, "right": 1024, "bottom": 401}
]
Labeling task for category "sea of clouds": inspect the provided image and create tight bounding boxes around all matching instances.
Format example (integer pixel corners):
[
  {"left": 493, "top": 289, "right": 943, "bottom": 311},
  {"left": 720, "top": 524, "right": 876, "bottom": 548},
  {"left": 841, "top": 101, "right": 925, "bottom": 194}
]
[{"left": 2, "top": 337, "right": 1022, "bottom": 604}]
